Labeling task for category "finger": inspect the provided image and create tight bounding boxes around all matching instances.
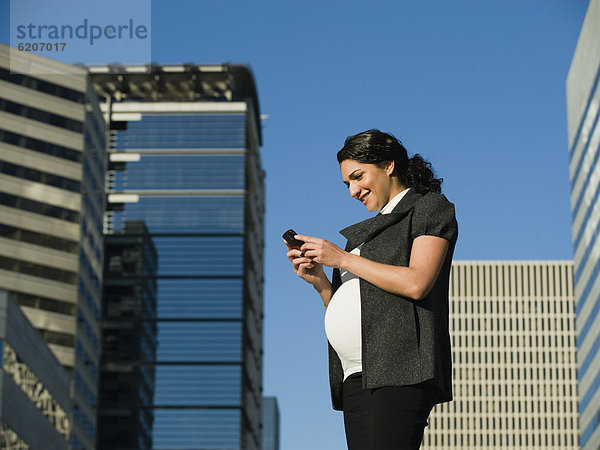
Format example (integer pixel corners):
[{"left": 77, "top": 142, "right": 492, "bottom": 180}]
[
  {"left": 303, "top": 249, "right": 317, "bottom": 258},
  {"left": 299, "top": 242, "right": 320, "bottom": 253},
  {"left": 287, "top": 249, "right": 302, "bottom": 259},
  {"left": 304, "top": 253, "right": 323, "bottom": 264},
  {"left": 295, "top": 235, "right": 324, "bottom": 244},
  {"left": 298, "top": 262, "right": 315, "bottom": 273},
  {"left": 292, "top": 256, "right": 313, "bottom": 266}
]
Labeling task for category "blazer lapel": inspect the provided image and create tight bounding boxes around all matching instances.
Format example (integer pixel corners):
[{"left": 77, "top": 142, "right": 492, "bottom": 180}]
[{"left": 339, "top": 189, "right": 421, "bottom": 250}]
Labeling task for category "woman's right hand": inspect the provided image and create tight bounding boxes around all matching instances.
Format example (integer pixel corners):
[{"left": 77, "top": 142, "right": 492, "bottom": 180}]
[
  {"left": 285, "top": 243, "right": 328, "bottom": 288},
  {"left": 285, "top": 241, "right": 333, "bottom": 307}
]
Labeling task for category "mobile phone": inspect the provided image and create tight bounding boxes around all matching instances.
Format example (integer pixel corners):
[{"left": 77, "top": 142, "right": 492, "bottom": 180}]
[{"left": 282, "top": 229, "right": 305, "bottom": 248}]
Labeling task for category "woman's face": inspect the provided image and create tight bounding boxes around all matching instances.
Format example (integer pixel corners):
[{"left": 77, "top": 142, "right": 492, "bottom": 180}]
[{"left": 340, "top": 159, "right": 396, "bottom": 212}]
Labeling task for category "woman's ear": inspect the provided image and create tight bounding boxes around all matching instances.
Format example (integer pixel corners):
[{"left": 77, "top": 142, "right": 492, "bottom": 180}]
[{"left": 385, "top": 160, "right": 395, "bottom": 176}]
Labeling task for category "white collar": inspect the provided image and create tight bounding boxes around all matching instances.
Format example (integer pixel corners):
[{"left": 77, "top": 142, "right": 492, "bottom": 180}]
[{"left": 379, "top": 188, "right": 410, "bottom": 215}]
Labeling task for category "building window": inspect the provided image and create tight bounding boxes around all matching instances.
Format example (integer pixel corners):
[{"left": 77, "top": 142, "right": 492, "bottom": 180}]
[
  {"left": 0, "top": 224, "right": 79, "bottom": 254},
  {"left": 0, "top": 67, "right": 85, "bottom": 103},
  {"left": 0, "top": 98, "right": 83, "bottom": 133},
  {"left": 0, "top": 128, "right": 82, "bottom": 162},
  {"left": 0, "top": 255, "right": 77, "bottom": 284},
  {"left": 0, "top": 160, "right": 80, "bottom": 192},
  {"left": 0, "top": 192, "right": 79, "bottom": 223},
  {"left": 12, "top": 291, "right": 76, "bottom": 316}
]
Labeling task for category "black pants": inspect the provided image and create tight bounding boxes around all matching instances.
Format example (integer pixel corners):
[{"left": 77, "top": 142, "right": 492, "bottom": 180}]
[{"left": 342, "top": 372, "right": 438, "bottom": 450}]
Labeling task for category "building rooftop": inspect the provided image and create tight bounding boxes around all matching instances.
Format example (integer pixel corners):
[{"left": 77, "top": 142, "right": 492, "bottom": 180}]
[{"left": 88, "top": 63, "right": 262, "bottom": 144}]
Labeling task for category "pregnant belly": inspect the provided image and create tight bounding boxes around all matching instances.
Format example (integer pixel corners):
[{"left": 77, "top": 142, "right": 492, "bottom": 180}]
[{"left": 324, "top": 278, "right": 362, "bottom": 374}]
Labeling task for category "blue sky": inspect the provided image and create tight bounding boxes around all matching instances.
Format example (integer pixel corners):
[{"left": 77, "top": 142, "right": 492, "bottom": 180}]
[{"left": 0, "top": 1, "right": 590, "bottom": 448}]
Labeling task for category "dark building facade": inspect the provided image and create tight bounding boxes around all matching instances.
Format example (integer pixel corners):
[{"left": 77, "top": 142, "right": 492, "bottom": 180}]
[
  {"left": 0, "top": 290, "right": 72, "bottom": 449},
  {"left": 99, "top": 221, "right": 157, "bottom": 449},
  {"left": 90, "top": 64, "right": 265, "bottom": 449}
]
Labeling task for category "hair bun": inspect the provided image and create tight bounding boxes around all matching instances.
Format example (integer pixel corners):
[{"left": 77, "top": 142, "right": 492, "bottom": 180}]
[{"left": 406, "top": 154, "right": 442, "bottom": 194}]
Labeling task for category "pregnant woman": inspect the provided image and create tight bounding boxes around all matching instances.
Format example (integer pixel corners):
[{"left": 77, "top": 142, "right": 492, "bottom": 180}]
[{"left": 285, "top": 129, "right": 458, "bottom": 449}]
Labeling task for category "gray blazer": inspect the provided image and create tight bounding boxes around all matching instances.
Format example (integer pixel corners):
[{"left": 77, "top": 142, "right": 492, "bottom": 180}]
[{"left": 328, "top": 188, "right": 458, "bottom": 411}]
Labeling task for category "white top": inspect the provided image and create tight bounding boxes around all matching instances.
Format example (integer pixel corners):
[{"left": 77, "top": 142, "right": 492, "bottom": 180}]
[
  {"left": 380, "top": 187, "right": 410, "bottom": 215},
  {"left": 324, "top": 188, "right": 410, "bottom": 380}
]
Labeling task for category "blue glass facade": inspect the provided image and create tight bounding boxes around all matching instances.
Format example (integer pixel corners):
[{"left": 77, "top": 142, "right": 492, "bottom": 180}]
[
  {"left": 567, "top": 2, "right": 600, "bottom": 447},
  {"left": 112, "top": 154, "right": 245, "bottom": 191},
  {"left": 152, "top": 410, "right": 241, "bottom": 449},
  {"left": 262, "top": 397, "right": 280, "bottom": 450},
  {"left": 112, "top": 115, "right": 246, "bottom": 150},
  {"left": 103, "top": 105, "right": 264, "bottom": 449}
]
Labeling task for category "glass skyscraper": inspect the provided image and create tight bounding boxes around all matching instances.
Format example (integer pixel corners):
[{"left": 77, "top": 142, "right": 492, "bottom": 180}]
[
  {"left": 566, "top": 0, "right": 600, "bottom": 448},
  {"left": 90, "top": 64, "right": 265, "bottom": 449}
]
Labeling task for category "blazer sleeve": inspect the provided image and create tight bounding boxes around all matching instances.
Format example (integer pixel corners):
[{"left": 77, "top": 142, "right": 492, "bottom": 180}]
[{"left": 410, "top": 193, "right": 458, "bottom": 245}]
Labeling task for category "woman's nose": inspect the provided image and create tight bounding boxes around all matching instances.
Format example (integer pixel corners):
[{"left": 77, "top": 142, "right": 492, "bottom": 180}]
[{"left": 349, "top": 184, "right": 360, "bottom": 198}]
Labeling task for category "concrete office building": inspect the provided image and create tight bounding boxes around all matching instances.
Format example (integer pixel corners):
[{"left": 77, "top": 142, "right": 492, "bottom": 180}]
[
  {"left": 566, "top": 0, "right": 600, "bottom": 448},
  {"left": 89, "top": 64, "right": 265, "bottom": 449},
  {"left": 0, "top": 44, "right": 106, "bottom": 449},
  {"left": 0, "top": 290, "right": 71, "bottom": 450},
  {"left": 262, "top": 396, "right": 279, "bottom": 450},
  {"left": 422, "top": 261, "right": 578, "bottom": 449}
]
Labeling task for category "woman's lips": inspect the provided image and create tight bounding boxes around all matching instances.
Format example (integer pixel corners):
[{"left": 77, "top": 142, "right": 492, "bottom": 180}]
[{"left": 361, "top": 193, "right": 370, "bottom": 205}]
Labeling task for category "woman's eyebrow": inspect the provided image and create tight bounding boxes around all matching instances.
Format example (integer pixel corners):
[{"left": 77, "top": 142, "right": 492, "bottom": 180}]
[
  {"left": 343, "top": 169, "right": 362, "bottom": 187},
  {"left": 348, "top": 169, "right": 362, "bottom": 179}
]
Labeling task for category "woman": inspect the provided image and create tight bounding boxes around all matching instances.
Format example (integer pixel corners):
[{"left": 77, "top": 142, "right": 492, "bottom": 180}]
[{"left": 285, "top": 129, "right": 458, "bottom": 449}]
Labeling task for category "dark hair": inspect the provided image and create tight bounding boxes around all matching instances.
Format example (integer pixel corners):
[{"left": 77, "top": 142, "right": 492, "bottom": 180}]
[{"left": 336, "top": 129, "right": 442, "bottom": 194}]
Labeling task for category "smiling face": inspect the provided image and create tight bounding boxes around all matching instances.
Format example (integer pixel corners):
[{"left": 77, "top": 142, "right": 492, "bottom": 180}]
[{"left": 340, "top": 159, "right": 404, "bottom": 212}]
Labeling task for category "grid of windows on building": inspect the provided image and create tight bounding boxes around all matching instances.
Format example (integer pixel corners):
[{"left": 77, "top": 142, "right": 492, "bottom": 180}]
[
  {"left": 421, "top": 261, "right": 578, "bottom": 450},
  {"left": 90, "top": 64, "right": 265, "bottom": 450},
  {"left": 566, "top": 1, "right": 600, "bottom": 448},
  {"left": 0, "top": 44, "right": 106, "bottom": 450}
]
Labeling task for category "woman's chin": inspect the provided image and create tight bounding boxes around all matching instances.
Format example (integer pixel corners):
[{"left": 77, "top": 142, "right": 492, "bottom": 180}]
[{"left": 361, "top": 196, "right": 378, "bottom": 212}]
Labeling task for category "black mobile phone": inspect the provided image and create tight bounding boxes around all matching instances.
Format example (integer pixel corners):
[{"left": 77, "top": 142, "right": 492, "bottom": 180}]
[{"left": 282, "top": 229, "right": 304, "bottom": 248}]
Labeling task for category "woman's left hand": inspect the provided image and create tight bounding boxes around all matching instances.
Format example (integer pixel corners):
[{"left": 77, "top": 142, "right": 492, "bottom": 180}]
[{"left": 296, "top": 235, "right": 348, "bottom": 269}]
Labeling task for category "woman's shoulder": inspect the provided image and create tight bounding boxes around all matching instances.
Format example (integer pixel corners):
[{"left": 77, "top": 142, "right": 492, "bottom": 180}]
[
  {"left": 413, "top": 191, "right": 455, "bottom": 212},
  {"left": 411, "top": 191, "right": 458, "bottom": 242}
]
